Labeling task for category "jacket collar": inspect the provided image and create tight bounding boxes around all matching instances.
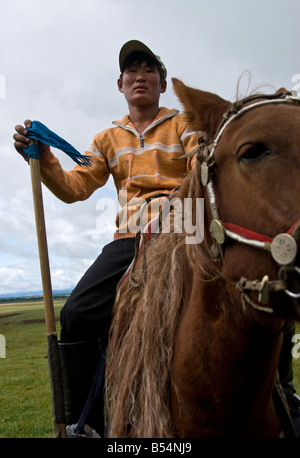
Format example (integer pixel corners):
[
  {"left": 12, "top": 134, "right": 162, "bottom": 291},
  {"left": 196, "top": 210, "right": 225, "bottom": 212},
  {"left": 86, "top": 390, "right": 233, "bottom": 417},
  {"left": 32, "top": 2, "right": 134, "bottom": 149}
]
[{"left": 113, "top": 107, "right": 178, "bottom": 128}]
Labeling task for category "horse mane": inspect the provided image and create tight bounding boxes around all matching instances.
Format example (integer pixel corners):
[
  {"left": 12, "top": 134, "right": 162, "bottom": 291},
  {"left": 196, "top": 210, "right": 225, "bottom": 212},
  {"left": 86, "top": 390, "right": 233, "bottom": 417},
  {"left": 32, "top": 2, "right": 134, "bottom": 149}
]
[{"left": 106, "top": 161, "right": 220, "bottom": 438}]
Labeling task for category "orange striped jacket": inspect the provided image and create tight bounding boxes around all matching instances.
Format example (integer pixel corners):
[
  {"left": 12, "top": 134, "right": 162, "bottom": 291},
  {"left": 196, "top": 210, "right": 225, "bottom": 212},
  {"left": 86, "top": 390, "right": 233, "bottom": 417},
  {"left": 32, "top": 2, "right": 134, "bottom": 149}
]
[{"left": 40, "top": 107, "right": 201, "bottom": 239}]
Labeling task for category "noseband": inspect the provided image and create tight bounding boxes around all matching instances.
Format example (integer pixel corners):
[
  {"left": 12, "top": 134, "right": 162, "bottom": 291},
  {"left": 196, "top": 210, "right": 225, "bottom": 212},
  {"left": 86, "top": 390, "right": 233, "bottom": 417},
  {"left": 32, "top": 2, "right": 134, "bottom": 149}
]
[{"left": 197, "top": 90, "right": 300, "bottom": 314}]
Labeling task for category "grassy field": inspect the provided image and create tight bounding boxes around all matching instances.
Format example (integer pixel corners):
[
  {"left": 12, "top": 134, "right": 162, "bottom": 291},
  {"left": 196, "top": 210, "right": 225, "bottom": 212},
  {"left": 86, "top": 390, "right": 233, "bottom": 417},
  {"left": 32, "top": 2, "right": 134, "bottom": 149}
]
[
  {"left": 0, "top": 300, "right": 300, "bottom": 438},
  {"left": 0, "top": 300, "right": 64, "bottom": 438}
]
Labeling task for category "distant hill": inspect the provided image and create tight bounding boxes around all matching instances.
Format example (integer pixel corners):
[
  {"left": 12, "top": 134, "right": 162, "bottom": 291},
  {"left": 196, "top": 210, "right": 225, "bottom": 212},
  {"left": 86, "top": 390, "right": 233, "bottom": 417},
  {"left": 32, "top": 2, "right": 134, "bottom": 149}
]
[{"left": 0, "top": 289, "right": 72, "bottom": 299}]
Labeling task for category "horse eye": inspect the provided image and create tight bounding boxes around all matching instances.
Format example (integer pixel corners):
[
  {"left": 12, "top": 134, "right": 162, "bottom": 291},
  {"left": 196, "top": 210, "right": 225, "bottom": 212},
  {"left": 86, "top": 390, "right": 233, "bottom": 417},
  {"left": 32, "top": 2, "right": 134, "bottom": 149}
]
[{"left": 239, "top": 144, "right": 270, "bottom": 162}]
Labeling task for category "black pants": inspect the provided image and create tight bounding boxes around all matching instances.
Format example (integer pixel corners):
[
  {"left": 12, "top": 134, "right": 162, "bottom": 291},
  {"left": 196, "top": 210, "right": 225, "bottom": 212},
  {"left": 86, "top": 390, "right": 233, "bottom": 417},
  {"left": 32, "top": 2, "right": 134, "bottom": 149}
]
[{"left": 60, "top": 237, "right": 136, "bottom": 343}]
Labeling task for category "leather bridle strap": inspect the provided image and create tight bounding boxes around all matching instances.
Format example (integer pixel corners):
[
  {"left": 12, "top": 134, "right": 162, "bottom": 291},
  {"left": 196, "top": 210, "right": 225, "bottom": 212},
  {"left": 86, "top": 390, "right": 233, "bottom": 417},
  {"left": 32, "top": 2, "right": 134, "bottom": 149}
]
[
  {"left": 210, "top": 216, "right": 300, "bottom": 265},
  {"left": 223, "top": 221, "right": 273, "bottom": 244},
  {"left": 220, "top": 219, "right": 300, "bottom": 267},
  {"left": 223, "top": 219, "right": 300, "bottom": 244}
]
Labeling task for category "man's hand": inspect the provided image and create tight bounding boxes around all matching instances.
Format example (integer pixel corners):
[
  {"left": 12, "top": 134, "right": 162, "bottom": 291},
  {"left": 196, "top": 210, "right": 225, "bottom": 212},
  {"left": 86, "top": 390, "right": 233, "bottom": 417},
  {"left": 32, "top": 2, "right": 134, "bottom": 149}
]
[{"left": 13, "top": 119, "right": 49, "bottom": 161}]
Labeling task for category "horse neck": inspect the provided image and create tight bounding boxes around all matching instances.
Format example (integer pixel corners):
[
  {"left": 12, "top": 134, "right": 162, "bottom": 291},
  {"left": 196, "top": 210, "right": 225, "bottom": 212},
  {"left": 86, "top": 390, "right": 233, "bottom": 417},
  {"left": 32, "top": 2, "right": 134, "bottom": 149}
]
[{"left": 174, "top": 243, "right": 285, "bottom": 436}]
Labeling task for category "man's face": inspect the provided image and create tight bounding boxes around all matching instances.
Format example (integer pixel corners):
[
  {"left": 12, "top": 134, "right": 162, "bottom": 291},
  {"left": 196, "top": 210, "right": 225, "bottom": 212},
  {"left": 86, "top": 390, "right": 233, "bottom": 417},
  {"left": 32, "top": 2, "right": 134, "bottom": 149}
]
[{"left": 117, "top": 59, "right": 166, "bottom": 107}]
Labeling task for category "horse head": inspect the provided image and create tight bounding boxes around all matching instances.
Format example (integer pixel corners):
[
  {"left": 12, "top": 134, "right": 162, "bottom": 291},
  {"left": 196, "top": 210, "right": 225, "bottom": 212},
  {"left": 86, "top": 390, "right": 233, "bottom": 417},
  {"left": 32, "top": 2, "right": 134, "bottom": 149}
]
[{"left": 173, "top": 78, "right": 300, "bottom": 321}]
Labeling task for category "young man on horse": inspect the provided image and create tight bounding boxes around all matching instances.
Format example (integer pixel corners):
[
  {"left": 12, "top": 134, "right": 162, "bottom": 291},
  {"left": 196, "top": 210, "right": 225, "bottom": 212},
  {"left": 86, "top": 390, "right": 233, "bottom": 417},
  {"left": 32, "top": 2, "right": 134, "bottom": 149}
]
[
  {"left": 13, "top": 40, "right": 300, "bottom": 436},
  {"left": 13, "top": 40, "right": 200, "bottom": 434}
]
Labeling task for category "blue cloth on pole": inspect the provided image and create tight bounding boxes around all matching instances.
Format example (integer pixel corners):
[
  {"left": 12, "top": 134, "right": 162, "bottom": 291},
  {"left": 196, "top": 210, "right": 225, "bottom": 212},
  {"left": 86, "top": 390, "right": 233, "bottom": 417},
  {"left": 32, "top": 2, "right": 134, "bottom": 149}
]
[
  {"left": 25, "top": 120, "right": 92, "bottom": 166},
  {"left": 27, "top": 142, "right": 40, "bottom": 160}
]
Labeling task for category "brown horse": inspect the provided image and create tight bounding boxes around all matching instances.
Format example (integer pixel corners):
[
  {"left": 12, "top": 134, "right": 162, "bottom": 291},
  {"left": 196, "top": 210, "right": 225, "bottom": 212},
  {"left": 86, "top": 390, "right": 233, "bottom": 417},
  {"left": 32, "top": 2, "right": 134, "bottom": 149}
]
[{"left": 106, "top": 79, "right": 300, "bottom": 438}]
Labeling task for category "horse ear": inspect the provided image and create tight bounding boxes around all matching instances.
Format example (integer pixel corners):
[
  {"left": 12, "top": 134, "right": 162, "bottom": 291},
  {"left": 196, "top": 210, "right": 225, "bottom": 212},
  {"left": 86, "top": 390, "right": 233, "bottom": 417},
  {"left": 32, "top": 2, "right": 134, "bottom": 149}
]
[{"left": 172, "top": 78, "right": 231, "bottom": 139}]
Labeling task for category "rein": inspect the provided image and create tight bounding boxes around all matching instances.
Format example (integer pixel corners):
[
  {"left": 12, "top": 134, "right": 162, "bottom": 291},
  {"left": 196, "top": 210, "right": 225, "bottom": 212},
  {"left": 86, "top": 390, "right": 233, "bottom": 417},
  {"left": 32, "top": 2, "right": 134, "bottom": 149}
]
[{"left": 197, "top": 90, "right": 300, "bottom": 315}]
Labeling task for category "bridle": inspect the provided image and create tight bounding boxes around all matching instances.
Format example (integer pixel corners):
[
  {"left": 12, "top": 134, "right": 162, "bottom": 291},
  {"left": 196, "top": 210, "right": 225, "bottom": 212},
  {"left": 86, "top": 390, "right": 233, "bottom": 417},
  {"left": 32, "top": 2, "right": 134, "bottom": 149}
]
[{"left": 196, "top": 90, "right": 300, "bottom": 315}]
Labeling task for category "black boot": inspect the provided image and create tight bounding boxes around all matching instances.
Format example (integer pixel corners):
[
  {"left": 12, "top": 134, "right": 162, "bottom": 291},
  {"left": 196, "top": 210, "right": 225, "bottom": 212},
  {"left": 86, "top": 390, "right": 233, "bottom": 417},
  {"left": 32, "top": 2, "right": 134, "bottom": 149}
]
[
  {"left": 278, "top": 322, "right": 300, "bottom": 436},
  {"left": 58, "top": 340, "right": 104, "bottom": 436}
]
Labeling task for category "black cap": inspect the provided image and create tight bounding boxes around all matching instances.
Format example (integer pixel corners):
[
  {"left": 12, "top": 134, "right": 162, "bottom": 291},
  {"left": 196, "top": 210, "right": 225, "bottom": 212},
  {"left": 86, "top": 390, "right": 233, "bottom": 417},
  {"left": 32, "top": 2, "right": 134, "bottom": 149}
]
[{"left": 119, "top": 40, "right": 167, "bottom": 79}]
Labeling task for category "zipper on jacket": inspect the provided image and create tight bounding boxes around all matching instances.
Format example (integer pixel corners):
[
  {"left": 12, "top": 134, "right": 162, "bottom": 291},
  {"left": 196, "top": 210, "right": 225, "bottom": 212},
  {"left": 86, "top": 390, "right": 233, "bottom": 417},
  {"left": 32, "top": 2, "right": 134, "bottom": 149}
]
[{"left": 112, "top": 110, "right": 179, "bottom": 147}]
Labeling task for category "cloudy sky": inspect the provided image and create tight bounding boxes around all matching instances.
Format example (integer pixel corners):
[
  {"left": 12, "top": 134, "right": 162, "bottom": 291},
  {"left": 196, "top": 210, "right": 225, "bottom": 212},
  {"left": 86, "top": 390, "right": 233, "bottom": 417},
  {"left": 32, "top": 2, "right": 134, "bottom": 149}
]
[{"left": 0, "top": 0, "right": 299, "bottom": 295}]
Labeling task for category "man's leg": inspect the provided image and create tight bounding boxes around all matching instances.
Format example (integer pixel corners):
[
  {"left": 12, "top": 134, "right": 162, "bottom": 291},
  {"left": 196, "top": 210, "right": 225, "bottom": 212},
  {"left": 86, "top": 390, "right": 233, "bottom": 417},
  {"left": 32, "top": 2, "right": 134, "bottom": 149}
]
[
  {"left": 60, "top": 238, "right": 136, "bottom": 342},
  {"left": 58, "top": 237, "right": 136, "bottom": 434}
]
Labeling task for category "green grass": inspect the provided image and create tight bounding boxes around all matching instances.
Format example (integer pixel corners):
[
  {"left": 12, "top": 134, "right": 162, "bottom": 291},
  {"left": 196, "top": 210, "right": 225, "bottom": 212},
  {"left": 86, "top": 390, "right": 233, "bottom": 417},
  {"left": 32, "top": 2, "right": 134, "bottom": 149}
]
[
  {"left": 0, "top": 301, "right": 300, "bottom": 438},
  {"left": 0, "top": 301, "right": 63, "bottom": 438}
]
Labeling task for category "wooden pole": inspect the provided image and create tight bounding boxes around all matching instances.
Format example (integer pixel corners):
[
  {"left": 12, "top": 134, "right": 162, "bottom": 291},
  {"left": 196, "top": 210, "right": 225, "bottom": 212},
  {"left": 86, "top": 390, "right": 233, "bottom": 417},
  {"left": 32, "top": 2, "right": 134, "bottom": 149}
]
[
  {"left": 29, "top": 144, "right": 66, "bottom": 438},
  {"left": 29, "top": 157, "right": 56, "bottom": 334}
]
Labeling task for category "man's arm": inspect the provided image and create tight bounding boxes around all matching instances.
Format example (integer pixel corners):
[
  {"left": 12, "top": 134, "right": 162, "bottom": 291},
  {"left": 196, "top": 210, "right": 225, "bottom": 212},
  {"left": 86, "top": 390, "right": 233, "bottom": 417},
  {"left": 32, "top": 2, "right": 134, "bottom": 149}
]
[{"left": 13, "top": 120, "right": 110, "bottom": 203}]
